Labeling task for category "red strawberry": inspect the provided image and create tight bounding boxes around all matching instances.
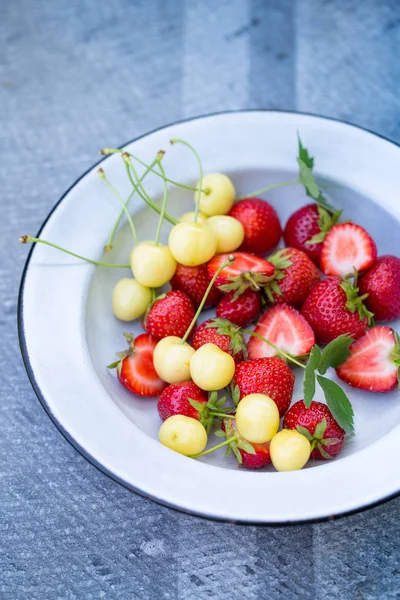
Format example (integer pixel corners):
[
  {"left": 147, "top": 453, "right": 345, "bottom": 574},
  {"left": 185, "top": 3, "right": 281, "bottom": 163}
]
[
  {"left": 358, "top": 255, "right": 400, "bottom": 322},
  {"left": 233, "top": 357, "right": 295, "bottom": 416},
  {"left": 221, "top": 418, "right": 271, "bottom": 469},
  {"left": 207, "top": 251, "right": 275, "bottom": 297},
  {"left": 216, "top": 290, "right": 261, "bottom": 327},
  {"left": 170, "top": 263, "right": 222, "bottom": 309},
  {"left": 283, "top": 400, "right": 345, "bottom": 460},
  {"left": 320, "top": 223, "right": 377, "bottom": 277},
  {"left": 301, "top": 276, "right": 373, "bottom": 344},
  {"left": 247, "top": 305, "right": 315, "bottom": 360},
  {"left": 265, "top": 247, "right": 320, "bottom": 307},
  {"left": 192, "top": 318, "right": 246, "bottom": 364},
  {"left": 228, "top": 197, "right": 282, "bottom": 255},
  {"left": 143, "top": 290, "right": 196, "bottom": 340},
  {"left": 336, "top": 326, "right": 400, "bottom": 393},
  {"left": 283, "top": 204, "right": 341, "bottom": 265},
  {"left": 157, "top": 381, "right": 208, "bottom": 421},
  {"left": 108, "top": 333, "right": 167, "bottom": 397}
]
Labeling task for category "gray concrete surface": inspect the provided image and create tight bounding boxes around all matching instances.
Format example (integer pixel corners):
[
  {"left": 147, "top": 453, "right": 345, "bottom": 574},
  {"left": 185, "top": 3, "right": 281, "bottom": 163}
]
[{"left": 1, "top": 0, "right": 400, "bottom": 598}]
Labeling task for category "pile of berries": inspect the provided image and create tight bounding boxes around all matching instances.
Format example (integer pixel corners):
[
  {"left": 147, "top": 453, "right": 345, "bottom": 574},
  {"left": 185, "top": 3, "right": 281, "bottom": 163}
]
[{"left": 21, "top": 138, "right": 400, "bottom": 472}]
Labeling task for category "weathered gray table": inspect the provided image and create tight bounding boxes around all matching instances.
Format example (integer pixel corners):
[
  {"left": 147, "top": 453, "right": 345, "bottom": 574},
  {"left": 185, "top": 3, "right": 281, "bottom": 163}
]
[{"left": 2, "top": 1, "right": 400, "bottom": 598}]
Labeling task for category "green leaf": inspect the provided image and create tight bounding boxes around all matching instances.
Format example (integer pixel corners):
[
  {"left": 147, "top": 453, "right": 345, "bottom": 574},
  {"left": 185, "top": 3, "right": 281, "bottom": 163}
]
[
  {"left": 188, "top": 398, "right": 206, "bottom": 411},
  {"left": 298, "top": 135, "right": 314, "bottom": 169},
  {"left": 297, "top": 158, "right": 320, "bottom": 199},
  {"left": 317, "top": 375, "right": 355, "bottom": 436},
  {"left": 296, "top": 425, "right": 313, "bottom": 442},
  {"left": 318, "top": 334, "right": 354, "bottom": 374},
  {"left": 214, "top": 430, "right": 226, "bottom": 438},
  {"left": 303, "top": 345, "right": 322, "bottom": 407},
  {"left": 230, "top": 383, "right": 241, "bottom": 406},
  {"left": 107, "top": 360, "right": 120, "bottom": 369},
  {"left": 237, "top": 438, "right": 256, "bottom": 455},
  {"left": 313, "top": 418, "right": 327, "bottom": 440},
  {"left": 305, "top": 231, "right": 327, "bottom": 246}
]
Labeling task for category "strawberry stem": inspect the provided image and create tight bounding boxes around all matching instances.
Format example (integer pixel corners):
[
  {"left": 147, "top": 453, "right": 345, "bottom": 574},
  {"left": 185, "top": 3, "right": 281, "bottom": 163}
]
[
  {"left": 192, "top": 435, "right": 238, "bottom": 458},
  {"left": 19, "top": 236, "right": 131, "bottom": 268},
  {"left": 170, "top": 138, "right": 204, "bottom": 223},
  {"left": 154, "top": 162, "right": 168, "bottom": 245},
  {"left": 98, "top": 168, "right": 137, "bottom": 245},
  {"left": 180, "top": 256, "right": 236, "bottom": 345},
  {"left": 237, "top": 179, "right": 300, "bottom": 201},
  {"left": 101, "top": 147, "right": 207, "bottom": 194},
  {"left": 242, "top": 329, "right": 306, "bottom": 369},
  {"left": 105, "top": 156, "right": 159, "bottom": 251}
]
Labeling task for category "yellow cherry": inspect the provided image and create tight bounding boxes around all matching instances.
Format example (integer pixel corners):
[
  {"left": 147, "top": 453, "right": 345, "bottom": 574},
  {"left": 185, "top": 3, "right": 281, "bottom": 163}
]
[
  {"left": 112, "top": 278, "right": 152, "bottom": 321},
  {"left": 130, "top": 241, "right": 177, "bottom": 288},
  {"left": 206, "top": 215, "right": 245, "bottom": 253},
  {"left": 196, "top": 173, "right": 236, "bottom": 216},
  {"left": 190, "top": 343, "right": 235, "bottom": 391},
  {"left": 159, "top": 415, "right": 207, "bottom": 456},
  {"left": 270, "top": 430, "right": 311, "bottom": 472},
  {"left": 179, "top": 211, "right": 208, "bottom": 225},
  {"left": 168, "top": 222, "right": 217, "bottom": 266},
  {"left": 235, "top": 394, "right": 280, "bottom": 444},
  {"left": 153, "top": 336, "right": 195, "bottom": 384}
]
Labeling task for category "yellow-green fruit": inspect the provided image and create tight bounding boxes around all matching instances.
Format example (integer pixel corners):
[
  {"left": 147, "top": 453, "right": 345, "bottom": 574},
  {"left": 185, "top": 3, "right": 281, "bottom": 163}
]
[
  {"left": 130, "top": 241, "right": 177, "bottom": 287},
  {"left": 235, "top": 394, "right": 280, "bottom": 444},
  {"left": 112, "top": 278, "right": 152, "bottom": 321},
  {"left": 270, "top": 430, "right": 311, "bottom": 472},
  {"left": 153, "top": 336, "right": 195, "bottom": 384},
  {"left": 206, "top": 215, "right": 245, "bottom": 253},
  {"left": 168, "top": 222, "right": 217, "bottom": 266},
  {"left": 159, "top": 415, "right": 207, "bottom": 456},
  {"left": 190, "top": 343, "right": 235, "bottom": 391},
  {"left": 196, "top": 173, "right": 236, "bottom": 216},
  {"left": 179, "top": 211, "right": 208, "bottom": 225}
]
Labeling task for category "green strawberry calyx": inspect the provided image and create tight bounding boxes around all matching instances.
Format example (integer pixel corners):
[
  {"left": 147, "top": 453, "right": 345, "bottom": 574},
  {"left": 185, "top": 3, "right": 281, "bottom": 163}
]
[
  {"left": 306, "top": 206, "right": 343, "bottom": 246},
  {"left": 295, "top": 418, "right": 342, "bottom": 460},
  {"left": 206, "top": 318, "right": 248, "bottom": 359},
  {"left": 188, "top": 392, "right": 234, "bottom": 434},
  {"left": 263, "top": 248, "right": 292, "bottom": 303},
  {"left": 218, "top": 272, "right": 273, "bottom": 300},
  {"left": 216, "top": 418, "right": 256, "bottom": 464},
  {"left": 107, "top": 332, "right": 135, "bottom": 375},
  {"left": 340, "top": 277, "right": 374, "bottom": 326}
]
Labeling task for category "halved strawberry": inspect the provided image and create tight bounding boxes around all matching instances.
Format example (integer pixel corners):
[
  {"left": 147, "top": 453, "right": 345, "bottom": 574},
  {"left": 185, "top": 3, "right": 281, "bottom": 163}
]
[
  {"left": 247, "top": 305, "right": 315, "bottom": 360},
  {"left": 207, "top": 251, "right": 275, "bottom": 298},
  {"left": 108, "top": 333, "right": 167, "bottom": 397},
  {"left": 320, "top": 223, "right": 377, "bottom": 277},
  {"left": 336, "top": 326, "right": 400, "bottom": 393}
]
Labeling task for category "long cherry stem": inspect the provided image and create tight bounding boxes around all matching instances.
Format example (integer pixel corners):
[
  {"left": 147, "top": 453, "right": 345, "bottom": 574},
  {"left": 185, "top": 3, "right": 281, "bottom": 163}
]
[
  {"left": 101, "top": 147, "right": 207, "bottom": 194},
  {"left": 19, "top": 236, "right": 130, "bottom": 268},
  {"left": 170, "top": 138, "right": 204, "bottom": 222},
  {"left": 192, "top": 436, "right": 237, "bottom": 459},
  {"left": 105, "top": 156, "right": 159, "bottom": 251},
  {"left": 155, "top": 162, "right": 168, "bottom": 245},
  {"left": 98, "top": 169, "right": 137, "bottom": 245},
  {"left": 236, "top": 178, "right": 300, "bottom": 201},
  {"left": 180, "top": 256, "right": 235, "bottom": 345},
  {"left": 242, "top": 329, "right": 306, "bottom": 368}
]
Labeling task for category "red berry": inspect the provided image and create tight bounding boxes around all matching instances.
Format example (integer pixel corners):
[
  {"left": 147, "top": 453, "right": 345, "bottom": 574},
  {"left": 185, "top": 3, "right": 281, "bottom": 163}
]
[
  {"left": 192, "top": 318, "right": 246, "bottom": 364},
  {"left": 283, "top": 204, "right": 340, "bottom": 265},
  {"left": 320, "top": 223, "right": 377, "bottom": 277},
  {"left": 283, "top": 400, "right": 345, "bottom": 460},
  {"left": 109, "top": 333, "right": 167, "bottom": 397},
  {"left": 170, "top": 263, "right": 221, "bottom": 309},
  {"left": 358, "top": 255, "right": 400, "bottom": 322},
  {"left": 301, "top": 277, "right": 372, "bottom": 344},
  {"left": 229, "top": 198, "right": 282, "bottom": 255},
  {"left": 265, "top": 247, "right": 320, "bottom": 307},
  {"left": 216, "top": 290, "right": 261, "bottom": 327},
  {"left": 247, "top": 305, "right": 315, "bottom": 359},
  {"left": 233, "top": 357, "right": 295, "bottom": 416},
  {"left": 158, "top": 381, "right": 208, "bottom": 421},
  {"left": 221, "top": 418, "right": 271, "bottom": 469},
  {"left": 143, "top": 290, "right": 196, "bottom": 340},
  {"left": 336, "top": 326, "right": 400, "bottom": 393},
  {"left": 207, "top": 251, "right": 275, "bottom": 297}
]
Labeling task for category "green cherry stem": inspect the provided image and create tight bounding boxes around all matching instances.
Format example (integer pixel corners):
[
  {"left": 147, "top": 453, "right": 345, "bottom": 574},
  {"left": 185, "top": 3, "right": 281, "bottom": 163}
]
[
  {"left": 192, "top": 436, "right": 238, "bottom": 459},
  {"left": 242, "top": 329, "right": 306, "bottom": 369},
  {"left": 105, "top": 156, "right": 159, "bottom": 251},
  {"left": 101, "top": 147, "right": 207, "bottom": 193},
  {"left": 170, "top": 138, "right": 204, "bottom": 222},
  {"left": 98, "top": 168, "right": 137, "bottom": 245},
  {"left": 180, "top": 255, "right": 236, "bottom": 345},
  {"left": 237, "top": 178, "right": 300, "bottom": 201},
  {"left": 19, "top": 236, "right": 130, "bottom": 268},
  {"left": 209, "top": 412, "right": 235, "bottom": 419},
  {"left": 122, "top": 153, "right": 178, "bottom": 225},
  {"left": 154, "top": 162, "right": 168, "bottom": 245}
]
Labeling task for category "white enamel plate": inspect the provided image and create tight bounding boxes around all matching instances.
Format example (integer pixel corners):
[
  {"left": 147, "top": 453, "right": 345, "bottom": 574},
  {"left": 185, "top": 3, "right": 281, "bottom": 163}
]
[{"left": 19, "top": 111, "right": 400, "bottom": 523}]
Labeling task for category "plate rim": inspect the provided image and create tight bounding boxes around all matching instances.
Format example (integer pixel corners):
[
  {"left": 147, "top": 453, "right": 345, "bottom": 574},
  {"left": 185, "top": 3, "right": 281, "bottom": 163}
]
[{"left": 18, "top": 108, "right": 400, "bottom": 525}]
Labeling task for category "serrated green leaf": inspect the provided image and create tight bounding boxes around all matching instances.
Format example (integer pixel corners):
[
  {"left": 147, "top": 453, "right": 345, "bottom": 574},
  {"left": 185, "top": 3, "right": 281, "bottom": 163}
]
[
  {"left": 298, "top": 135, "right": 314, "bottom": 169},
  {"left": 303, "top": 345, "right": 322, "bottom": 407},
  {"left": 296, "top": 425, "right": 313, "bottom": 441},
  {"left": 298, "top": 158, "right": 320, "bottom": 199},
  {"left": 317, "top": 375, "right": 355, "bottom": 436},
  {"left": 318, "top": 334, "right": 353, "bottom": 374}
]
